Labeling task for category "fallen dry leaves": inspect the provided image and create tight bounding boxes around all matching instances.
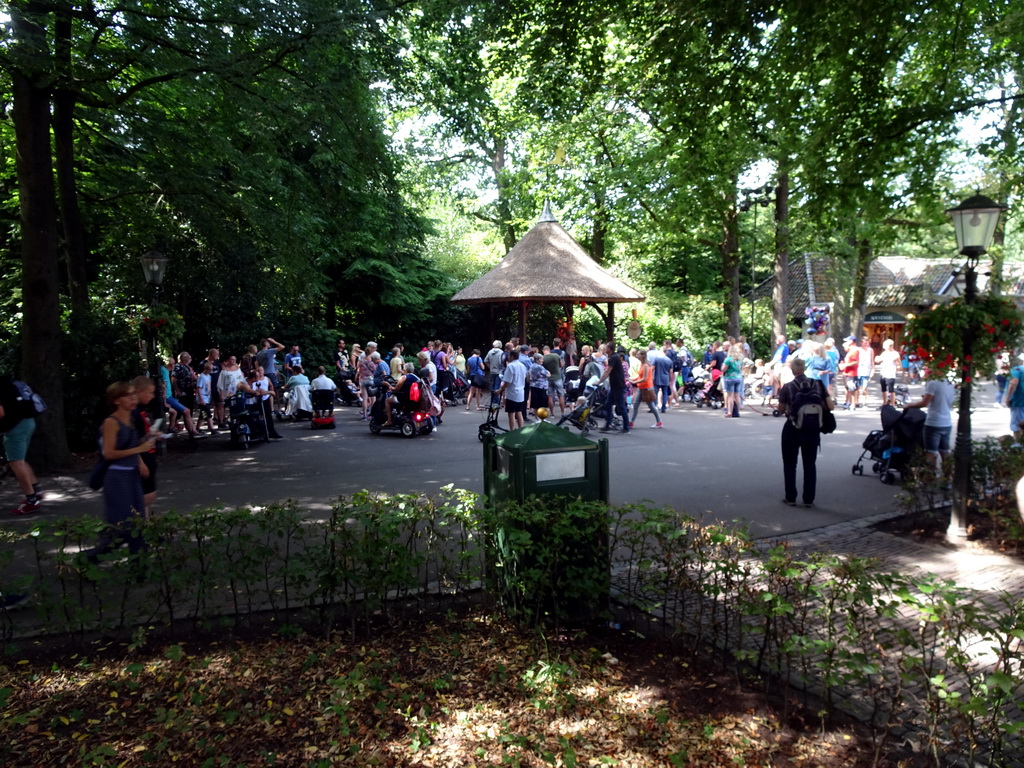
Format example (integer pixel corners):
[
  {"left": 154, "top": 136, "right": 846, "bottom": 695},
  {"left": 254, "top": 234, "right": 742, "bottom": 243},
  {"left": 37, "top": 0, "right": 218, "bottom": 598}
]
[{"left": 0, "top": 611, "right": 894, "bottom": 767}]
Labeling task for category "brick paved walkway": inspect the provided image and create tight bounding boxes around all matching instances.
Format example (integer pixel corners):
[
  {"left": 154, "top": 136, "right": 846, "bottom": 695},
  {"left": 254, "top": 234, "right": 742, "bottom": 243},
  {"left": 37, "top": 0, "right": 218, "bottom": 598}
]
[{"left": 773, "top": 509, "right": 1024, "bottom": 598}]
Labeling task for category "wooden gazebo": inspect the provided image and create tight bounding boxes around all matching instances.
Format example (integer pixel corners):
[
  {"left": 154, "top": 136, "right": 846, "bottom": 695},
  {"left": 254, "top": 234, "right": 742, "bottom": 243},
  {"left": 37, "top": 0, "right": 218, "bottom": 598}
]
[{"left": 451, "top": 204, "right": 645, "bottom": 342}]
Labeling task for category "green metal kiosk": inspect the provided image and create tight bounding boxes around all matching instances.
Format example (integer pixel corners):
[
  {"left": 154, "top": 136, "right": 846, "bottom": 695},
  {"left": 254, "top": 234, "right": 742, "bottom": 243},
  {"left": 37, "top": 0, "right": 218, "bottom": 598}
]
[
  {"left": 482, "top": 420, "right": 610, "bottom": 625},
  {"left": 482, "top": 420, "right": 609, "bottom": 504}
]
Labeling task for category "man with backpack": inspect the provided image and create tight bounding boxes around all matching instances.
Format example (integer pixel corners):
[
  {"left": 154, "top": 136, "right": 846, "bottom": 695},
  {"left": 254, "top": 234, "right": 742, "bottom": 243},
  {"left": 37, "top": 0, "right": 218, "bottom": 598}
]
[
  {"left": 778, "top": 357, "right": 834, "bottom": 508},
  {"left": 0, "top": 375, "right": 43, "bottom": 516}
]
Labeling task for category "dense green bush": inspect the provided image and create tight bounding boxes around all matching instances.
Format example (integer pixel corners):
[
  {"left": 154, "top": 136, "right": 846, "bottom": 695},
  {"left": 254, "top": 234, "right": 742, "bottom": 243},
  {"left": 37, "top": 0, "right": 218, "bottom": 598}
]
[{"left": 486, "top": 495, "right": 610, "bottom": 626}]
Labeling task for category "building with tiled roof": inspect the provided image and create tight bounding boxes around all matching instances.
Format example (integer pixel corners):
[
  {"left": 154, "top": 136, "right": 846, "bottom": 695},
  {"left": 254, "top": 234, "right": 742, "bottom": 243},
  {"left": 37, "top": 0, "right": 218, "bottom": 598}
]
[{"left": 749, "top": 254, "right": 964, "bottom": 346}]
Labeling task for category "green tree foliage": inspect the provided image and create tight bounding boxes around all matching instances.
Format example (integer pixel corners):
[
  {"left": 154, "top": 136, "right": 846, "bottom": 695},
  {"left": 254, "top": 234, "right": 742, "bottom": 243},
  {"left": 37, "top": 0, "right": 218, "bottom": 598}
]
[
  {"left": 397, "top": 0, "right": 1021, "bottom": 341},
  {"left": 0, "top": 0, "right": 442, "bottom": 463}
]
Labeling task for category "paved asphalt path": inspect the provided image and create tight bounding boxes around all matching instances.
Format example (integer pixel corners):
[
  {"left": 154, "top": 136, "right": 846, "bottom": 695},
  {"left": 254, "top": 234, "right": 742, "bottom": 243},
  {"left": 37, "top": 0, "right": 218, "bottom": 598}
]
[{"left": 3, "top": 380, "right": 1011, "bottom": 540}]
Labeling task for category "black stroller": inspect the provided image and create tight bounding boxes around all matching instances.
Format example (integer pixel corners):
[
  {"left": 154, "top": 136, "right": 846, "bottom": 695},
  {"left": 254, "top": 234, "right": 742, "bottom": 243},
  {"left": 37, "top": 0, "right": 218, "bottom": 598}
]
[
  {"left": 557, "top": 384, "right": 600, "bottom": 437},
  {"left": 444, "top": 369, "right": 470, "bottom": 406},
  {"left": 564, "top": 366, "right": 583, "bottom": 402},
  {"left": 589, "top": 386, "right": 624, "bottom": 430},
  {"left": 226, "top": 393, "right": 269, "bottom": 449},
  {"left": 853, "top": 405, "right": 926, "bottom": 484},
  {"left": 680, "top": 369, "right": 704, "bottom": 404},
  {"left": 693, "top": 372, "right": 724, "bottom": 409},
  {"left": 892, "top": 383, "right": 910, "bottom": 407},
  {"left": 478, "top": 385, "right": 509, "bottom": 442},
  {"left": 335, "top": 377, "right": 361, "bottom": 407}
]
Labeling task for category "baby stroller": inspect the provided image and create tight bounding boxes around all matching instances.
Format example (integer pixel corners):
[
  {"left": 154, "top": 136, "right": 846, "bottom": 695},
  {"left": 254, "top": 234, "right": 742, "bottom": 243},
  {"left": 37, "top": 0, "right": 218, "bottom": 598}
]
[
  {"left": 310, "top": 389, "right": 336, "bottom": 429},
  {"left": 478, "top": 386, "right": 509, "bottom": 442},
  {"left": 435, "top": 368, "right": 460, "bottom": 407},
  {"left": 557, "top": 387, "right": 600, "bottom": 437},
  {"left": 892, "top": 384, "right": 910, "bottom": 407},
  {"left": 445, "top": 369, "right": 470, "bottom": 406},
  {"left": 693, "top": 370, "right": 724, "bottom": 409},
  {"left": 853, "top": 405, "right": 926, "bottom": 484},
  {"left": 564, "top": 366, "right": 583, "bottom": 402},
  {"left": 681, "top": 365, "right": 707, "bottom": 405},
  {"left": 589, "top": 386, "right": 624, "bottom": 430},
  {"left": 226, "top": 393, "right": 269, "bottom": 449},
  {"left": 335, "top": 378, "right": 361, "bottom": 407}
]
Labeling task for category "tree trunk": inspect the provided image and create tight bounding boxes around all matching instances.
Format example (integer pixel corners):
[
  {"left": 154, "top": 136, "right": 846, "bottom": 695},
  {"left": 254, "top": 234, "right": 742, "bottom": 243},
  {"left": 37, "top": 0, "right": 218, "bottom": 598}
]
[
  {"left": 772, "top": 169, "right": 790, "bottom": 340},
  {"left": 990, "top": 83, "right": 1020, "bottom": 297},
  {"left": 850, "top": 236, "right": 873, "bottom": 337},
  {"left": 722, "top": 198, "right": 741, "bottom": 339},
  {"left": 12, "top": 4, "right": 71, "bottom": 471},
  {"left": 54, "top": 6, "right": 90, "bottom": 320},
  {"left": 591, "top": 187, "right": 608, "bottom": 264},
  {"left": 492, "top": 137, "right": 517, "bottom": 253}
]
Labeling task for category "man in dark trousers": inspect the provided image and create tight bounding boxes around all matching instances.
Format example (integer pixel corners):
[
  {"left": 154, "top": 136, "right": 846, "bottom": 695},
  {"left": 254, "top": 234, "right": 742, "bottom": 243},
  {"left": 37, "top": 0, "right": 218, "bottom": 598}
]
[
  {"left": 778, "top": 357, "right": 834, "bottom": 508},
  {"left": 597, "top": 344, "right": 631, "bottom": 434}
]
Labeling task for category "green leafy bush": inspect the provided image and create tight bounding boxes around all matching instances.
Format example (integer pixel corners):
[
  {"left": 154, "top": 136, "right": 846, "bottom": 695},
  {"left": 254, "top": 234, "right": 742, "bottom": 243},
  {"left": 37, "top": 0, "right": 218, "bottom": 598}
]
[{"left": 484, "top": 495, "right": 610, "bottom": 627}]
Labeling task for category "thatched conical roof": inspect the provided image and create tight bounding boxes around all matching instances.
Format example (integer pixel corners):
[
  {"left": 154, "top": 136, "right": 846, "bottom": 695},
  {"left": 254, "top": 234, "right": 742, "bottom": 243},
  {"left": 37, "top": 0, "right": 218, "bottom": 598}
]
[{"left": 451, "top": 209, "right": 644, "bottom": 305}]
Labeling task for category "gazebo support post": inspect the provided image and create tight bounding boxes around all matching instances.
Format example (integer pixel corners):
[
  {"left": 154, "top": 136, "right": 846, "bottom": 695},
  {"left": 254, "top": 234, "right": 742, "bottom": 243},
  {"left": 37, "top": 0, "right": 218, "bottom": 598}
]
[
  {"left": 519, "top": 302, "right": 528, "bottom": 344},
  {"left": 606, "top": 302, "right": 615, "bottom": 343}
]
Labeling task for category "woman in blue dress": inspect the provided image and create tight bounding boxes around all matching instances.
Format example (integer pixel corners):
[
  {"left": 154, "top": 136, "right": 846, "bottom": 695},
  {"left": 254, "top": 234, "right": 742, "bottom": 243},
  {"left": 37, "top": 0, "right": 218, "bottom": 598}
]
[{"left": 84, "top": 381, "right": 157, "bottom": 562}]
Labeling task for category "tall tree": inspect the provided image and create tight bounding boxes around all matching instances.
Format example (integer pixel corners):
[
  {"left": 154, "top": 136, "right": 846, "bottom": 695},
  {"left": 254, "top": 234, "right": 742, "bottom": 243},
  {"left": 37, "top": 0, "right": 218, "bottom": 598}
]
[{"left": 0, "top": 0, "right": 432, "bottom": 466}]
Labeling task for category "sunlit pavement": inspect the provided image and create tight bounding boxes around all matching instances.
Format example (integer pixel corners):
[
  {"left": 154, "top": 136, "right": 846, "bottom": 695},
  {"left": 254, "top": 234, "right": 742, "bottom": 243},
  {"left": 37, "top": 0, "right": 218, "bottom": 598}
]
[{"left": 1, "top": 379, "right": 1014, "bottom": 540}]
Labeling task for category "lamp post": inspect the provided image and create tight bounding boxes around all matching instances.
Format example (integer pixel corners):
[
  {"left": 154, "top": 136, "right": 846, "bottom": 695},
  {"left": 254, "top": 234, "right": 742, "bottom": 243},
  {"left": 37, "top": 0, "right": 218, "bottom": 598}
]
[
  {"left": 946, "top": 194, "right": 1007, "bottom": 540},
  {"left": 138, "top": 250, "right": 169, "bottom": 377}
]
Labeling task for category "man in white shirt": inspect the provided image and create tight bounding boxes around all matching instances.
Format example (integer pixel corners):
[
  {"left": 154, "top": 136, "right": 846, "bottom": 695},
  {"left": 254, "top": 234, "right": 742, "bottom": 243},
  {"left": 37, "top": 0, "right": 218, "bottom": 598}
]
[
  {"left": 498, "top": 349, "right": 528, "bottom": 430},
  {"left": 310, "top": 366, "right": 338, "bottom": 392},
  {"left": 905, "top": 377, "right": 956, "bottom": 475}
]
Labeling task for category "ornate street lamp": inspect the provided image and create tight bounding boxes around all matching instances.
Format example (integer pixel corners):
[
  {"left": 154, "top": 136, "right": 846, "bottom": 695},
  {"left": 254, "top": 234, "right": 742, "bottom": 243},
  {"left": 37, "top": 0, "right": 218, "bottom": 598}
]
[
  {"left": 138, "top": 250, "right": 169, "bottom": 287},
  {"left": 946, "top": 193, "right": 1008, "bottom": 539},
  {"left": 138, "top": 249, "right": 170, "bottom": 444}
]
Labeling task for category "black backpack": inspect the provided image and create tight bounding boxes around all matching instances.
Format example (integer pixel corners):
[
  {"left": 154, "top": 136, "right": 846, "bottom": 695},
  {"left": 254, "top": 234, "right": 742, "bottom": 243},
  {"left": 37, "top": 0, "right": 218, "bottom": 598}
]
[
  {"left": 12, "top": 380, "right": 46, "bottom": 417},
  {"left": 787, "top": 378, "right": 825, "bottom": 432},
  {"left": 667, "top": 349, "right": 681, "bottom": 372}
]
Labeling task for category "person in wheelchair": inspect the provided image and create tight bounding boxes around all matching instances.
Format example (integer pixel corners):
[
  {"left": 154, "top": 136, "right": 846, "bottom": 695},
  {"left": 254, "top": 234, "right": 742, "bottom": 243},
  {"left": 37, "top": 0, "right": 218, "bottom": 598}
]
[{"left": 382, "top": 363, "right": 421, "bottom": 426}]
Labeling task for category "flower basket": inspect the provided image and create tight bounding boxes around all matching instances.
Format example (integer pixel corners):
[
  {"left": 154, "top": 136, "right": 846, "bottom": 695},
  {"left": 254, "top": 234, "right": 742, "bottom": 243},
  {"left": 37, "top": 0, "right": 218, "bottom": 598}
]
[
  {"left": 129, "top": 304, "right": 186, "bottom": 357},
  {"left": 906, "top": 295, "right": 1023, "bottom": 381}
]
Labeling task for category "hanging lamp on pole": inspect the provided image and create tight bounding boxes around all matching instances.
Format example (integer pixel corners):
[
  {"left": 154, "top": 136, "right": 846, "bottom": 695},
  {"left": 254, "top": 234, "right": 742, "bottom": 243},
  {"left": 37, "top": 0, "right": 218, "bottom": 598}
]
[
  {"left": 138, "top": 250, "right": 170, "bottom": 287},
  {"left": 947, "top": 194, "right": 1008, "bottom": 261},
  {"left": 945, "top": 192, "right": 1007, "bottom": 540}
]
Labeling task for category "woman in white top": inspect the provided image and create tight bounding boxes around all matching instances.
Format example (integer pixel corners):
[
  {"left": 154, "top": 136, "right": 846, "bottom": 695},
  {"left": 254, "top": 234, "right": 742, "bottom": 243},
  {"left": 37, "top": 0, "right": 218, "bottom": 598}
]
[
  {"left": 417, "top": 351, "right": 438, "bottom": 393},
  {"left": 875, "top": 339, "right": 902, "bottom": 406}
]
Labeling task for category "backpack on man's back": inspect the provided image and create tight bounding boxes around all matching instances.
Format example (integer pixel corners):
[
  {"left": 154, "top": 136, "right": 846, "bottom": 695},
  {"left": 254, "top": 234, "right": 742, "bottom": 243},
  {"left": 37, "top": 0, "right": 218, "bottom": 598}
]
[
  {"left": 788, "top": 378, "right": 824, "bottom": 432},
  {"left": 11, "top": 380, "right": 46, "bottom": 417}
]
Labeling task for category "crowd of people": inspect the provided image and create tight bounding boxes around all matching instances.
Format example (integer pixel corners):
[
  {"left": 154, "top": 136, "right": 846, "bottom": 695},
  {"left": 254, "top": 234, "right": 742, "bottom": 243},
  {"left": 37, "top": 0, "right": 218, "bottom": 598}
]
[{"left": 3, "top": 325, "right": 1011, "bottom": 610}]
